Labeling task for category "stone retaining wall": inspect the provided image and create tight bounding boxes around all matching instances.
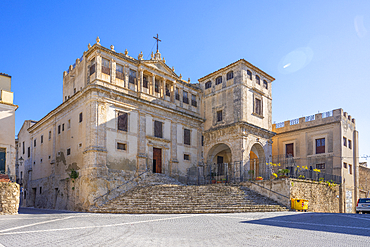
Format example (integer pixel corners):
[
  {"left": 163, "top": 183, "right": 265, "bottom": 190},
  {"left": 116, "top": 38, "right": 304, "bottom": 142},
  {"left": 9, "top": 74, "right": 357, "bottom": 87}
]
[
  {"left": 242, "top": 178, "right": 341, "bottom": 213},
  {"left": 0, "top": 182, "right": 20, "bottom": 215}
]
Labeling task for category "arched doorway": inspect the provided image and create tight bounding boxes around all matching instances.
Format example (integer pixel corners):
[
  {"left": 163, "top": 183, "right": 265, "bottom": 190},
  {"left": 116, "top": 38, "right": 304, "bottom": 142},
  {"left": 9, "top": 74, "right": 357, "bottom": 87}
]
[
  {"left": 249, "top": 143, "right": 265, "bottom": 179},
  {"left": 207, "top": 143, "right": 232, "bottom": 182}
]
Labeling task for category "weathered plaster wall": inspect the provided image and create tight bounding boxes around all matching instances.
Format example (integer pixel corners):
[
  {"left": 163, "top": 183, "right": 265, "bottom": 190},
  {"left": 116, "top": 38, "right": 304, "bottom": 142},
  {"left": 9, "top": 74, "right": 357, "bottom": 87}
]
[
  {"left": 359, "top": 165, "right": 370, "bottom": 198},
  {"left": 0, "top": 182, "right": 20, "bottom": 215}
]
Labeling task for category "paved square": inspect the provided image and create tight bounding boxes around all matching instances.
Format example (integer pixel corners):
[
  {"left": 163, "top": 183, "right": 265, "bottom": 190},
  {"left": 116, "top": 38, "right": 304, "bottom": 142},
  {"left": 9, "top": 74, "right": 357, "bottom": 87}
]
[{"left": 0, "top": 208, "right": 369, "bottom": 246}]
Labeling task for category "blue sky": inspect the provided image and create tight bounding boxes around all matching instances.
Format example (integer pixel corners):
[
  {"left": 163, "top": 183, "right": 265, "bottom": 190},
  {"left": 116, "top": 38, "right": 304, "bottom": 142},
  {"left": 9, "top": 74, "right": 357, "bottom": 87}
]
[{"left": 1, "top": 0, "right": 369, "bottom": 162}]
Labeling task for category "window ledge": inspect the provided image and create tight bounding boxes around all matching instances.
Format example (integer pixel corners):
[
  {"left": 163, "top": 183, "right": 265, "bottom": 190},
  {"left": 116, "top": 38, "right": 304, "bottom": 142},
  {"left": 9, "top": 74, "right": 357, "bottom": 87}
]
[{"left": 252, "top": 112, "right": 264, "bottom": 119}]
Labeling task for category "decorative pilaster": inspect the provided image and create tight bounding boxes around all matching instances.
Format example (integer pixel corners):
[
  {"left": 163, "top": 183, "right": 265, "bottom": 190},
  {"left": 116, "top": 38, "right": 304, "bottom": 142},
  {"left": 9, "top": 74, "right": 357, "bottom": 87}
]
[
  {"left": 152, "top": 75, "right": 156, "bottom": 95},
  {"left": 111, "top": 60, "right": 116, "bottom": 84},
  {"left": 124, "top": 65, "right": 129, "bottom": 88},
  {"left": 139, "top": 68, "right": 143, "bottom": 93}
]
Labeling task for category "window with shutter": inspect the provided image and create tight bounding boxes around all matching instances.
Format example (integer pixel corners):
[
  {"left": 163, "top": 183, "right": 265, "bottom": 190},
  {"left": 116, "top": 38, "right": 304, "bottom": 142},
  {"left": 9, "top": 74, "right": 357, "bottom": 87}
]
[
  {"left": 285, "top": 143, "right": 294, "bottom": 157},
  {"left": 118, "top": 112, "right": 128, "bottom": 132},
  {"left": 154, "top": 121, "right": 163, "bottom": 138},
  {"left": 184, "top": 129, "right": 191, "bottom": 145},
  {"left": 315, "top": 138, "right": 325, "bottom": 154}
]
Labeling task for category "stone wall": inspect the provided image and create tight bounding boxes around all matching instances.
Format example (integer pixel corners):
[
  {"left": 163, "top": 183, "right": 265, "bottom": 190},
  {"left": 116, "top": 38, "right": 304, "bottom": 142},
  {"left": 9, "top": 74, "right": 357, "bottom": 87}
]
[
  {"left": 359, "top": 165, "right": 370, "bottom": 198},
  {"left": 242, "top": 178, "right": 341, "bottom": 213},
  {"left": 0, "top": 182, "right": 20, "bottom": 215}
]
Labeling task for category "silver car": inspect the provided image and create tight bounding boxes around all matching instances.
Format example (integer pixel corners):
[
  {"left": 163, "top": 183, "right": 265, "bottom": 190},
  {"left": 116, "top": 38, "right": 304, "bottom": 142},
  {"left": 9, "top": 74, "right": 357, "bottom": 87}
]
[{"left": 356, "top": 198, "right": 370, "bottom": 214}]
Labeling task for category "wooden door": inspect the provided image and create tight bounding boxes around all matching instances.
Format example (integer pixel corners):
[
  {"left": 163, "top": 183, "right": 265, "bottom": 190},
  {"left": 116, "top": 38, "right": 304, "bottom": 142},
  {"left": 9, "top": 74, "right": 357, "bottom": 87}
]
[{"left": 153, "top": 148, "right": 162, "bottom": 173}]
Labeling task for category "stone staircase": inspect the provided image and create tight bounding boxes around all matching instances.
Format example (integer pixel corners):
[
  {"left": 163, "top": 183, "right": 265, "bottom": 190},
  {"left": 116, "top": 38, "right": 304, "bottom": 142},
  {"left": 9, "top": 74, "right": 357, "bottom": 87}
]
[{"left": 92, "top": 175, "right": 288, "bottom": 214}]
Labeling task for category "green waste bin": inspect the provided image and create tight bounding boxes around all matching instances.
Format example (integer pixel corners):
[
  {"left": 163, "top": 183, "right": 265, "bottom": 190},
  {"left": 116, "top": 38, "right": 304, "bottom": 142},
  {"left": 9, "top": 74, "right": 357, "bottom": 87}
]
[{"left": 291, "top": 198, "right": 308, "bottom": 211}]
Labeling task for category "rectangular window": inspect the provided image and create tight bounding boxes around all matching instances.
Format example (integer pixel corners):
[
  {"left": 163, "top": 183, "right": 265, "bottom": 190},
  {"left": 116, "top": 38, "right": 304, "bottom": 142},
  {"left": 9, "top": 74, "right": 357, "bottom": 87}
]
[
  {"left": 316, "top": 163, "right": 325, "bottom": 169},
  {"left": 165, "top": 83, "right": 170, "bottom": 96},
  {"left": 68, "top": 119, "right": 71, "bottom": 129},
  {"left": 343, "top": 137, "right": 347, "bottom": 147},
  {"left": 202, "top": 135, "right": 204, "bottom": 146},
  {"left": 343, "top": 162, "right": 347, "bottom": 168},
  {"left": 263, "top": 80, "right": 268, "bottom": 89},
  {"left": 285, "top": 143, "right": 294, "bottom": 158},
  {"left": 58, "top": 125, "right": 61, "bottom": 134},
  {"left": 49, "top": 131, "right": 51, "bottom": 140},
  {"left": 23, "top": 141, "right": 25, "bottom": 154},
  {"left": 191, "top": 94, "right": 197, "bottom": 107},
  {"left": 116, "top": 64, "right": 124, "bottom": 80},
  {"left": 205, "top": 81, "right": 212, "bottom": 89},
  {"left": 62, "top": 124, "right": 64, "bottom": 131},
  {"left": 89, "top": 58, "right": 96, "bottom": 75},
  {"left": 175, "top": 88, "right": 180, "bottom": 100},
  {"left": 67, "top": 148, "right": 71, "bottom": 156},
  {"left": 154, "top": 120, "right": 163, "bottom": 138},
  {"left": 28, "top": 147, "right": 30, "bottom": 158},
  {"left": 79, "top": 112, "right": 83, "bottom": 123},
  {"left": 184, "top": 154, "right": 190, "bottom": 161},
  {"left": 129, "top": 69, "right": 136, "bottom": 84},
  {"left": 117, "top": 142, "right": 127, "bottom": 151},
  {"left": 256, "top": 75, "right": 260, "bottom": 84},
  {"left": 102, "top": 58, "right": 110, "bottom": 75},
  {"left": 254, "top": 98, "right": 262, "bottom": 116},
  {"left": 117, "top": 112, "right": 128, "bottom": 132},
  {"left": 348, "top": 140, "right": 352, "bottom": 149},
  {"left": 40, "top": 187, "right": 42, "bottom": 194},
  {"left": 41, "top": 135, "right": 43, "bottom": 144},
  {"left": 184, "top": 129, "right": 191, "bottom": 145},
  {"left": 217, "top": 110, "right": 223, "bottom": 122},
  {"left": 34, "top": 139, "right": 36, "bottom": 147},
  {"left": 155, "top": 79, "right": 160, "bottom": 93},
  {"left": 183, "top": 91, "right": 189, "bottom": 104},
  {"left": 349, "top": 164, "right": 352, "bottom": 174},
  {"left": 143, "top": 75, "right": 148, "bottom": 88},
  {"left": 315, "top": 138, "right": 325, "bottom": 154}
]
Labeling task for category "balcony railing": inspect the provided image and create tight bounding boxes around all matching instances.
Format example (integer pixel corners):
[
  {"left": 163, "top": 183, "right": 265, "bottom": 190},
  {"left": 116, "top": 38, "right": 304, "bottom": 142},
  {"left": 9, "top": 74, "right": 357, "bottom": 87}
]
[
  {"left": 102, "top": 66, "right": 110, "bottom": 75},
  {"left": 191, "top": 100, "right": 197, "bottom": 107},
  {"left": 183, "top": 97, "right": 189, "bottom": 104}
]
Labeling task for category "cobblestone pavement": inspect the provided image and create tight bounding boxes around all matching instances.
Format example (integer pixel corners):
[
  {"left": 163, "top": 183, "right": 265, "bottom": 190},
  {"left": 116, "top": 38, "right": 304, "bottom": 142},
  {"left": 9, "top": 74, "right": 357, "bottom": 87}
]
[{"left": 0, "top": 208, "right": 370, "bottom": 247}]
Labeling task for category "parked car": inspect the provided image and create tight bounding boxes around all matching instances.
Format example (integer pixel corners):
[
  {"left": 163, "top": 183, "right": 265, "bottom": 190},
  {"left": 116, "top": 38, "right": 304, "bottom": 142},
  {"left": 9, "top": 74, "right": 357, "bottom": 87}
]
[{"left": 356, "top": 198, "right": 370, "bottom": 214}]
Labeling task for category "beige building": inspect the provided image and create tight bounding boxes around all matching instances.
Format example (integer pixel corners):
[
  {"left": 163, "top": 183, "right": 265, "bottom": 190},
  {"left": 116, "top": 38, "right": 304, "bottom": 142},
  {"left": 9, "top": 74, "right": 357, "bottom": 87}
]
[
  {"left": 17, "top": 38, "right": 275, "bottom": 211},
  {"left": 272, "top": 108, "right": 359, "bottom": 213},
  {"left": 0, "top": 73, "right": 18, "bottom": 180}
]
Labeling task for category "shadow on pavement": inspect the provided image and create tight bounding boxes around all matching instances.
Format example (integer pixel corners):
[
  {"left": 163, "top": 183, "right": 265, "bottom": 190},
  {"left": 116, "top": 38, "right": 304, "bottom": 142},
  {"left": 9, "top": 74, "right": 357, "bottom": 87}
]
[
  {"left": 240, "top": 212, "right": 370, "bottom": 237},
  {"left": 19, "top": 207, "right": 84, "bottom": 215}
]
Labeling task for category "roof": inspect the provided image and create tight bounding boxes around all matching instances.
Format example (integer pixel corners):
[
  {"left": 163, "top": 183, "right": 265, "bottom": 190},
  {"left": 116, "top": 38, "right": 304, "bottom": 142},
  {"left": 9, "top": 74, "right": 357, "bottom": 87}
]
[
  {"left": 198, "top": 59, "right": 275, "bottom": 82},
  {"left": 0, "top": 73, "right": 11, "bottom": 78}
]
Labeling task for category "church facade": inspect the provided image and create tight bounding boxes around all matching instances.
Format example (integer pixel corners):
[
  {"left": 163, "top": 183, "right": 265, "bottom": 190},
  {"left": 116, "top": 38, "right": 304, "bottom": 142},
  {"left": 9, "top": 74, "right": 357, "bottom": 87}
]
[{"left": 17, "top": 38, "right": 275, "bottom": 210}]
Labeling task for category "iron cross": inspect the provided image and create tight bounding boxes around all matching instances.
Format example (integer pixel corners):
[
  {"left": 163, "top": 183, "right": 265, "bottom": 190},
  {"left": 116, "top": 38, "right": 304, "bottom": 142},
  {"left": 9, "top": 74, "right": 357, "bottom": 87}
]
[{"left": 153, "top": 34, "right": 161, "bottom": 52}]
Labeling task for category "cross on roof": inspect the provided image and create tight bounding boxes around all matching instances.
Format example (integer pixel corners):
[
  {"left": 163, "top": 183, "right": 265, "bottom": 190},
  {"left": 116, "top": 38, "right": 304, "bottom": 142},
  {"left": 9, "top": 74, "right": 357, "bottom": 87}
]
[{"left": 153, "top": 34, "right": 161, "bottom": 52}]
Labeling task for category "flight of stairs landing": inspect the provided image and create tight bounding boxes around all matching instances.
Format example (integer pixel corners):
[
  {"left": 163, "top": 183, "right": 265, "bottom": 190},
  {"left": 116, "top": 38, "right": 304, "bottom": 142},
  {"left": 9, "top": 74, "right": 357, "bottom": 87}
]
[{"left": 92, "top": 180, "right": 289, "bottom": 214}]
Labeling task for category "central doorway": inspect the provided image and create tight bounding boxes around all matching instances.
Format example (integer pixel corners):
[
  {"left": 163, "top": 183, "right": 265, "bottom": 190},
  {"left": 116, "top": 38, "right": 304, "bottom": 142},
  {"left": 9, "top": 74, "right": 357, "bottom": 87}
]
[{"left": 153, "top": 148, "right": 162, "bottom": 173}]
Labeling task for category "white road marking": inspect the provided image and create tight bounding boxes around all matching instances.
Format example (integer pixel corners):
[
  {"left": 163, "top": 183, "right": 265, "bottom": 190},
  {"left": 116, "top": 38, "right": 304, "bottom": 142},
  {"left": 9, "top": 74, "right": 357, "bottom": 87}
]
[
  {"left": 0, "top": 216, "right": 75, "bottom": 233},
  {"left": 0, "top": 214, "right": 198, "bottom": 236}
]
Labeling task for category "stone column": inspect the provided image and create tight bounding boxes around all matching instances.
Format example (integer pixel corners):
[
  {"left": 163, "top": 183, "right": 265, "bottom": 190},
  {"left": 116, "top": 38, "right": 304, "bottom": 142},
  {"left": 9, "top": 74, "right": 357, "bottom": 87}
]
[
  {"left": 152, "top": 75, "right": 156, "bottom": 95},
  {"left": 96, "top": 55, "right": 102, "bottom": 80},
  {"left": 161, "top": 78, "right": 165, "bottom": 98},
  {"left": 124, "top": 65, "right": 129, "bottom": 88},
  {"left": 111, "top": 60, "right": 116, "bottom": 84},
  {"left": 139, "top": 69, "right": 144, "bottom": 93},
  {"left": 171, "top": 81, "right": 176, "bottom": 102}
]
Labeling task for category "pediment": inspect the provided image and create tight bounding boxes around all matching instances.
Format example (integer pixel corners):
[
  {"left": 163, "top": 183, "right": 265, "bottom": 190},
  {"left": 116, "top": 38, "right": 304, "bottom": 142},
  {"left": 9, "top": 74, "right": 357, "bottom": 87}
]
[{"left": 142, "top": 60, "right": 178, "bottom": 78}]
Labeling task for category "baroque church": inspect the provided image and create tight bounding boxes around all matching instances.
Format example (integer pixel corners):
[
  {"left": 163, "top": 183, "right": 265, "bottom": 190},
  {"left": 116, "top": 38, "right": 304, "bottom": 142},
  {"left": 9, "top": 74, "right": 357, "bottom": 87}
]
[{"left": 17, "top": 36, "right": 277, "bottom": 210}]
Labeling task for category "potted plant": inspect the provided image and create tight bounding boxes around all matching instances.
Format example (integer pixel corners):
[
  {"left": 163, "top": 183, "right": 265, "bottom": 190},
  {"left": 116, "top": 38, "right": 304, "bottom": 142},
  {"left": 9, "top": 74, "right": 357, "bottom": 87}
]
[{"left": 278, "top": 169, "right": 290, "bottom": 178}]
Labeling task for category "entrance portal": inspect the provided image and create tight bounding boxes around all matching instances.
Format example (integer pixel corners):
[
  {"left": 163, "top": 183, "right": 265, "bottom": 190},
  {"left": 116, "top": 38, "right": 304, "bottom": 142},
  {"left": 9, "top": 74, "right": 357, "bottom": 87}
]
[
  {"left": 249, "top": 143, "right": 266, "bottom": 179},
  {"left": 153, "top": 148, "right": 162, "bottom": 173}
]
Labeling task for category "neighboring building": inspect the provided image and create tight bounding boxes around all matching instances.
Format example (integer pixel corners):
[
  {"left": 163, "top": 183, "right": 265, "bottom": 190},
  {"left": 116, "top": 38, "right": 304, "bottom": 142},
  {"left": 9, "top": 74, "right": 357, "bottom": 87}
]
[
  {"left": 272, "top": 108, "right": 360, "bottom": 213},
  {"left": 359, "top": 162, "right": 370, "bottom": 198},
  {"left": 16, "top": 120, "right": 37, "bottom": 206},
  {"left": 17, "top": 38, "right": 275, "bottom": 211},
  {"left": 0, "top": 73, "right": 18, "bottom": 180}
]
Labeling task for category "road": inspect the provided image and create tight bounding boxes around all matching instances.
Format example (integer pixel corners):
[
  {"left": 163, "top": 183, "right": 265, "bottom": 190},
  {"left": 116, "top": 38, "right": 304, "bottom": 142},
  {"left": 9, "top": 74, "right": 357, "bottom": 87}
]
[{"left": 0, "top": 208, "right": 369, "bottom": 246}]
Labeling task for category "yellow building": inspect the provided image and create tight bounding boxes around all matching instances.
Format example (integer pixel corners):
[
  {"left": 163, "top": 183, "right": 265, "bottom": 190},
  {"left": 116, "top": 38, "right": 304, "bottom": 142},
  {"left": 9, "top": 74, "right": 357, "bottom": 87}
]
[
  {"left": 272, "top": 109, "right": 359, "bottom": 213},
  {"left": 0, "top": 73, "right": 18, "bottom": 180}
]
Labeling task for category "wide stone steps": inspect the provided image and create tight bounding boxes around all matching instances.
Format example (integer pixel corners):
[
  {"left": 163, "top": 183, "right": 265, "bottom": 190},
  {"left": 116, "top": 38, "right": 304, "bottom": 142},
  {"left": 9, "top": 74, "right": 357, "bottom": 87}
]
[{"left": 92, "top": 182, "right": 288, "bottom": 214}]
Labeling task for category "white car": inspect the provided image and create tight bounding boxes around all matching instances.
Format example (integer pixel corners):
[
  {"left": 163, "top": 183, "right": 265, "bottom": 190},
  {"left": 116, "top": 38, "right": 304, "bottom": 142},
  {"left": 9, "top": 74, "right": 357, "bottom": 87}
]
[{"left": 356, "top": 198, "right": 370, "bottom": 214}]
